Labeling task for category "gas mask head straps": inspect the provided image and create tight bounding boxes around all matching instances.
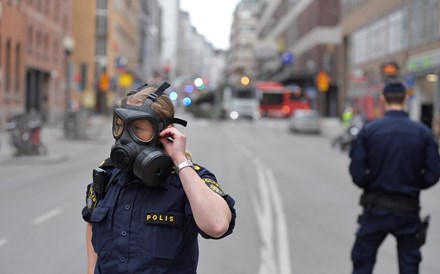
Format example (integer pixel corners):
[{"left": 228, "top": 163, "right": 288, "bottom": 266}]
[{"left": 122, "top": 82, "right": 187, "bottom": 129}]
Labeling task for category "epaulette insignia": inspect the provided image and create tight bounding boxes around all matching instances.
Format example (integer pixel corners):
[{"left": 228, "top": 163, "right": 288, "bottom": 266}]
[
  {"left": 203, "top": 178, "right": 226, "bottom": 196},
  {"left": 99, "top": 158, "right": 114, "bottom": 168},
  {"left": 194, "top": 165, "right": 201, "bottom": 171}
]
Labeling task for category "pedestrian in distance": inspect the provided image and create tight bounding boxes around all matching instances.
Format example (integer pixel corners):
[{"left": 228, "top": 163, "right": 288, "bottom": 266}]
[
  {"left": 82, "top": 82, "right": 236, "bottom": 274},
  {"left": 348, "top": 82, "right": 440, "bottom": 274}
]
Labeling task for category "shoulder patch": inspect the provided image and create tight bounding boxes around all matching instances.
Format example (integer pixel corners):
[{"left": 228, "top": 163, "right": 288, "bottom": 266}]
[
  {"left": 86, "top": 185, "right": 98, "bottom": 212},
  {"left": 203, "top": 178, "right": 226, "bottom": 196}
]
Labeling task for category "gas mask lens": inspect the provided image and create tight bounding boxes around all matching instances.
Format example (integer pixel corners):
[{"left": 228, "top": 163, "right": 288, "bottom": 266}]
[
  {"left": 129, "top": 118, "right": 155, "bottom": 142},
  {"left": 113, "top": 115, "right": 124, "bottom": 139},
  {"left": 112, "top": 112, "right": 156, "bottom": 143}
]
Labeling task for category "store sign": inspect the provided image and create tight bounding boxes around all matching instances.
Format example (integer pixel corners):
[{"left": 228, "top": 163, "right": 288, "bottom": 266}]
[{"left": 406, "top": 49, "right": 440, "bottom": 72}]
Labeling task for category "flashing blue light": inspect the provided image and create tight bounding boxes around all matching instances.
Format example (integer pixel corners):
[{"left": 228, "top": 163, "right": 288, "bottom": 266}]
[
  {"left": 169, "top": 91, "right": 178, "bottom": 101},
  {"left": 182, "top": 97, "right": 192, "bottom": 106},
  {"left": 185, "top": 85, "right": 194, "bottom": 93}
]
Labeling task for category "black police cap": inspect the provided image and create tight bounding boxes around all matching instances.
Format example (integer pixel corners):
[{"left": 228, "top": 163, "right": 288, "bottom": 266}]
[{"left": 383, "top": 82, "right": 406, "bottom": 94}]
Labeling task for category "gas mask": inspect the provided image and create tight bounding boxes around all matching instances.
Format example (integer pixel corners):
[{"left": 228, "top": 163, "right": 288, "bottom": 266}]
[{"left": 110, "top": 82, "right": 187, "bottom": 187}]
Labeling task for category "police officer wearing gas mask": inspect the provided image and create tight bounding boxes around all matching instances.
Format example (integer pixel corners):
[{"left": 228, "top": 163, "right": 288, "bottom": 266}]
[
  {"left": 349, "top": 82, "right": 440, "bottom": 274},
  {"left": 82, "top": 82, "right": 236, "bottom": 274}
]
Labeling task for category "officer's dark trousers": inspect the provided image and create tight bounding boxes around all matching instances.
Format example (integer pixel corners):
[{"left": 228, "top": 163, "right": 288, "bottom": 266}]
[{"left": 351, "top": 208, "right": 421, "bottom": 274}]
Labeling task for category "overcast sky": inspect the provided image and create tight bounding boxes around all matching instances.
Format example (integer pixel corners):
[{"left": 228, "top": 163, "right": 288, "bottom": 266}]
[{"left": 180, "top": 0, "right": 241, "bottom": 50}]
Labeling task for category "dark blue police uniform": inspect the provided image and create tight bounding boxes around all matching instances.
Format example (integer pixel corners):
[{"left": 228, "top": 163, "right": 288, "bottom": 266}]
[
  {"left": 82, "top": 163, "right": 236, "bottom": 274},
  {"left": 349, "top": 110, "right": 440, "bottom": 274}
]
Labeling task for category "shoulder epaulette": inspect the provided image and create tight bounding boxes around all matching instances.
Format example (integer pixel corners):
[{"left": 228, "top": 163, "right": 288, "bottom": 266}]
[
  {"left": 193, "top": 163, "right": 203, "bottom": 173},
  {"left": 99, "top": 158, "right": 114, "bottom": 169}
]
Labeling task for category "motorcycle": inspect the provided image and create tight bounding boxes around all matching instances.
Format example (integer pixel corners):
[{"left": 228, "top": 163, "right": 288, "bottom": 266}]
[
  {"left": 5, "top": 114, "right": 48, "bottom": 156},
  {"left": 331, "top": 116, "right": 365, "bottom": 152}
]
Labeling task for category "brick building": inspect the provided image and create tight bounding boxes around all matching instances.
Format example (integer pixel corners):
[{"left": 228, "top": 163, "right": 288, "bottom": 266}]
[{"left": 0, "top": 0, "right": 72, "bottom": 125}]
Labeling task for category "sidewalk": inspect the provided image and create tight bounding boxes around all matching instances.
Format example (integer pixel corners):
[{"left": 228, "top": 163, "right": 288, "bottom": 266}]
[{"left": 0, "top": 124, "right": 69, "bottom": 165}]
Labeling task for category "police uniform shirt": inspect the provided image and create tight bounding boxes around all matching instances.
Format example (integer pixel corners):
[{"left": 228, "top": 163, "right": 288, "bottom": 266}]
[
  {"left": 82, "top": 164, "right": 236, "bottom": 274},
  {"left": 349, "top": 110, "right": 440, "bottom": 198}
]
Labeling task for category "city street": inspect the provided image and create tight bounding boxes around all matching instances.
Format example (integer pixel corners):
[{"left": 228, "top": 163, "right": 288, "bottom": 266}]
[{"left": 0, "top": 112, "right": 440, "bottom": 274}]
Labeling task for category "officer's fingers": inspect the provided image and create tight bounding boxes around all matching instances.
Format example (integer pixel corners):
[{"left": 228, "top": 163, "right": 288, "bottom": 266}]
[{"left": 160, "top": 127, "right": 186, "bottom": 141}]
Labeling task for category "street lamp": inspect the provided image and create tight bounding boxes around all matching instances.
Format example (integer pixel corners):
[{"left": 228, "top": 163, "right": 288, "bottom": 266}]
[
  {"left": 63, "top": 35, "right": 75, "bottom": 138},
  {"left": 63, "top": 35, "right": 75, "bottom": 112}
]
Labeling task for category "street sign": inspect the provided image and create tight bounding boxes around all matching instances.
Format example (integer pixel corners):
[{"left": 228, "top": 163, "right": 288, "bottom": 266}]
[{"left": 281, "top": 51, "right": 294, "bottom": 65}]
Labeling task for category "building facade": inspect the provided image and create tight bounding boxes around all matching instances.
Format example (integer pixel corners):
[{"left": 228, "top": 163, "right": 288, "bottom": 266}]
[
  {"left": 227, "top": 0, "right": 259, "bottom": 86},
  {"left": 0, "top": 0, "right": 72, "bottom": 125},
  {"left": 341, "top": 0, "right": 440, "bottom": 132},
  {"left": 255, "top": 0, "right": 341, "bottom": 117}
]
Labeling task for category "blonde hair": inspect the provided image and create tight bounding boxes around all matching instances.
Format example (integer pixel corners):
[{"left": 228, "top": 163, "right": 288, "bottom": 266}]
[{"left": 124, "top": 86, "right": 175, "bottom": 120}]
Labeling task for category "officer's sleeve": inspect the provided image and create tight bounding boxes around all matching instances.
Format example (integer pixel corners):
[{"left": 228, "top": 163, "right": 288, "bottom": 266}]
[
  {"left": 349, "top": 128, "right": 370, "bottom": 188},
  {"left": 81, "top": 183, "right": 97, "bottom": 223},
  {"left": 421, "top": 135, "right": 440, "bottom": 189},
  {"left": 187, "top": 164, "right": 236, "bottom": 240}
]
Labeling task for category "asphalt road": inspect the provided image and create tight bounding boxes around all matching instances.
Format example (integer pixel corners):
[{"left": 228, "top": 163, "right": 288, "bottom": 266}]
[{"left": 0, "top": 112, "right": 439, "bottom": 274}]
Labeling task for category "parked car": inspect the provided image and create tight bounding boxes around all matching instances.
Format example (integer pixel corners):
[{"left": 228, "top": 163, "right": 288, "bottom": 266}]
[{"left": 288, "top": 109, "right": 321, "bottom": 134}]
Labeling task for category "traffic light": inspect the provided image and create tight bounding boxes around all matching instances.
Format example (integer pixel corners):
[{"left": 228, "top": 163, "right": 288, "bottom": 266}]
[
  {"left": 316, "top": 71, "right": 330, "bottom": 92},
  {"left": 381, "top": 62, "right": 400, "bottom": 82}
]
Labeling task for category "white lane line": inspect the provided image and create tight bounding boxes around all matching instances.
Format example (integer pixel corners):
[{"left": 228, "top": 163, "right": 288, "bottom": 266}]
[
  {"left": 32, "top": 207, "right": 63, "bottom": 225},
  {"left": 0, "top": 238, "right": 8, "bottom": 248},
  {"left": 224, "top": 128, "right": 291, "bottom": 274},
  {"left": 266, "top": 166, "right": 292, "bottom": 274},
  {"left": 254, "top": 160, "right": 277, "bottom": 274}
]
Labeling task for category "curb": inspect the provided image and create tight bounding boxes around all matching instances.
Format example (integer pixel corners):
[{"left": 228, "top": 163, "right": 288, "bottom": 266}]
[{"left": 0, "top": 153, "right": 69, "bottom": 166}]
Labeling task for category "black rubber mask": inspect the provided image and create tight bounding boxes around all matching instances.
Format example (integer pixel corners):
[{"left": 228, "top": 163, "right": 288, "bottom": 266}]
[{"left": 110, "top": 82, "right": 187, "bottom": 187}]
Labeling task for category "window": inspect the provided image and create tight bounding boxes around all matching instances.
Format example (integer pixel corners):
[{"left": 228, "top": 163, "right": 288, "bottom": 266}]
[
  {"left": 53, "top": 40, "right": 59, "bottom": 64},
  {"left": 79, "top": 63, "right": 87, "bottom": 91},
  {"left": 5, "top": 40, "right": 11, "bottom": 92},
  {"left": 27, "top": 26, "right": 33, "bottom": 54},
  {"left": 97, "top": 0, "right": 107, "bottom": 9},
  {"left": 368, "top": 19, "right": 387, "bottom": 60},
  {"left": 388, "top": 7, "right": 409, "bottom": 53},
  {"left": 411, "top": 0, "right": 439, "bottom": 46},
  {"left": 96, "top": 38, "right": 106, "bottom": 56},
  {"left": 351, "top": 27, "right": 367, "bottom": 65},
  {"left": 15, "top": 44, "right": 20, "bottom": 93},
  {"left": 97, "top": 15, "right": 107, "bottom": 35}
]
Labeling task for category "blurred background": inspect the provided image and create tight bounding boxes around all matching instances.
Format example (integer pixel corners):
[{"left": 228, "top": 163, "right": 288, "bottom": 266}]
[
  {"left": 1, "top": 0, "right": 440, "bottom": 128},
  {"left": 1, "top": 0, "right": 440, "bottom": 273}
]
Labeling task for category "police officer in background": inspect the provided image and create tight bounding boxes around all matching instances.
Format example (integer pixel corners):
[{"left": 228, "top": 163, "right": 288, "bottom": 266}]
[
  {"left": 349, "top": 82, "right": 440, "bottom": 274},
  {"left": 82, "top": 83, "right": 236, "bottom": 274}
]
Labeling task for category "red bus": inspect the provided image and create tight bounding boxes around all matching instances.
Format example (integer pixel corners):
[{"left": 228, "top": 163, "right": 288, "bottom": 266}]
[{"left": 256, "top": 81, "right": 310, "bottom": 118}]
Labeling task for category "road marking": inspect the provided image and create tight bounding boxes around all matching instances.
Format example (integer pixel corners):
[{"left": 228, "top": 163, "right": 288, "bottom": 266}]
[
  {"left": 32, "top": 207, "right": 63, "bottom": 225},
  {"left": 265, "top": 165, "right": 292, "bottom": 274},
  {"left": 224, "top": 129, "right": 292, "bottom": 274},
  {"left": 0, "top": 238, "right": 8, "bottom": 248},
  {"left": 254, "top": 159, "right": 292, "bottom": 274}
]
